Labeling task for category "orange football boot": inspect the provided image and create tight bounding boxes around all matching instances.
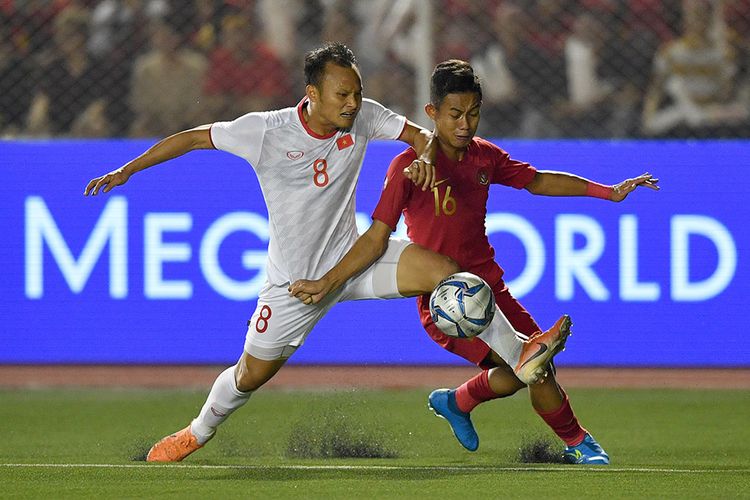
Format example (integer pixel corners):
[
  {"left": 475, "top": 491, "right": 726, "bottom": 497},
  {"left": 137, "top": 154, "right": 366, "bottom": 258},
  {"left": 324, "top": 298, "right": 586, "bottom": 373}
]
[
  {"left": 515, "top": 314, "right": 572, "bottom": 384},
  {"left": 146, "top": 425, "right": 204, "bottom": 462}
]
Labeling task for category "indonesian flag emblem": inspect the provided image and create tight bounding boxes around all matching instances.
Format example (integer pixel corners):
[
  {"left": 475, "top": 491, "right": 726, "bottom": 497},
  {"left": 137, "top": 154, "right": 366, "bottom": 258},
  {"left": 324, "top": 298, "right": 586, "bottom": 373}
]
[{"left": 336, "top": 134, "right": 354, "bottom": 150}]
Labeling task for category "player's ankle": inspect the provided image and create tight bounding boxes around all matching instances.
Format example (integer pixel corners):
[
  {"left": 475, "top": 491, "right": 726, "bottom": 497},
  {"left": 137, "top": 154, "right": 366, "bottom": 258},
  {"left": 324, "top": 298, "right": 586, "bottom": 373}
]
[{"left": 190, "top": 420, "right": 216, "bottom": 445}]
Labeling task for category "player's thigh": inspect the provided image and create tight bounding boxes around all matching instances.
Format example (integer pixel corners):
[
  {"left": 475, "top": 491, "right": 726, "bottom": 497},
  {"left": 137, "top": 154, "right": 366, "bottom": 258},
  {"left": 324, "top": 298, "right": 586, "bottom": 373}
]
[
  {"left": 245, "top": 281, "right": 338, "bottom": 361},
  {"left": 396, "top": 243, "right": 459, "bottom": 297},
  {"left": 342, "top": 238, "right": 409, "bottom": 300}
]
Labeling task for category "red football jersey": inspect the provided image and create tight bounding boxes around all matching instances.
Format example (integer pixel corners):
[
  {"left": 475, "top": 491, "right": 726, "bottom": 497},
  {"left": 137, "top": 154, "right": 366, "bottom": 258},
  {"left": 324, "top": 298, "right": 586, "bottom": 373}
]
[{"left": 372, "top": 137, "right": 537, "bottom": 287}]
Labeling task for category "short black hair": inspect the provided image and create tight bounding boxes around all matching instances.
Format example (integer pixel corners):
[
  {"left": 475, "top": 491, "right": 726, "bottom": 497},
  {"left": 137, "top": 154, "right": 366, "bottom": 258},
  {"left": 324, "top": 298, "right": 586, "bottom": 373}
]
[
  {"left": 304, "top": 42, "right": 358, "bottom": 87},
  {"left": 430, "top": 60, "right": 482, "bottom": 107}
]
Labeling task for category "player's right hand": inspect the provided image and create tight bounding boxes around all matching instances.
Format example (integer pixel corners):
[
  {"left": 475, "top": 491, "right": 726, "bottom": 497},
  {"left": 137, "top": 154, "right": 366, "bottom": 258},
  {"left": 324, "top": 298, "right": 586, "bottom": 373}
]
[
  {"left": 84, "top": 168, "right": 130, "bottom": 196},
  {"left": 288, "top": 278, "right": 333, "bottom": 305},
  {"left": 403, "top": 157, "right": 435, "bottom": 191}
]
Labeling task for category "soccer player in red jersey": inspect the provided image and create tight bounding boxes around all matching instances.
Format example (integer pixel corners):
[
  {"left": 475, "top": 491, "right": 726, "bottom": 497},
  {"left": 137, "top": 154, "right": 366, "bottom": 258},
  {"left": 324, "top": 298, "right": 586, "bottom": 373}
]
[{"left": 291, "top": 60, "right": 658, "bottom": 464}]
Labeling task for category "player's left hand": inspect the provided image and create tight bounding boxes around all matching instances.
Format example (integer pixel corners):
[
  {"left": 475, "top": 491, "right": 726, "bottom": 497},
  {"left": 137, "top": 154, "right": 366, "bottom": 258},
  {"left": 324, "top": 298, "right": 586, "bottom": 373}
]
[
  {"left": 288, "top": 278, "right": 333, "bottom": 305},
  {"left": 611, "top": 172, "right": 659, "bottom": 202},
  {"left": 403, "top": 157, "right": 435, "bottom": 191}
]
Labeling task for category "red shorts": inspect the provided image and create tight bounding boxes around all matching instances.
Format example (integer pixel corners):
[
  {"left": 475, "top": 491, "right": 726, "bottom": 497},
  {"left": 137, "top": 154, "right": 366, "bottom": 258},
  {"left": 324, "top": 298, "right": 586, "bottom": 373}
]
[{"left": 419, "top": 279, "right": 541, "bottom": 369}]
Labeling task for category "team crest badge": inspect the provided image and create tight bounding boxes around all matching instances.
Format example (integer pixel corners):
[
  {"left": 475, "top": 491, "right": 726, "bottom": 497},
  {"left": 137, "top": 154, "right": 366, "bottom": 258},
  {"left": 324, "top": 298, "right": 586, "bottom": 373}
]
[
  {"left": 287, "top": 151, "right": 304, "bottom": 160},
  {"left": 477, "top": 169, "right": 489, "bottom": 185}
]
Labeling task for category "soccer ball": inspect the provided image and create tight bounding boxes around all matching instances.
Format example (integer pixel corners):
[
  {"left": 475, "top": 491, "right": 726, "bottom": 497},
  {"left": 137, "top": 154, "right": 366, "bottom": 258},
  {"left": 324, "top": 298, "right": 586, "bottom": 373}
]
[{"left": 429, "top": 272, "right": 495, "bottom": 339}]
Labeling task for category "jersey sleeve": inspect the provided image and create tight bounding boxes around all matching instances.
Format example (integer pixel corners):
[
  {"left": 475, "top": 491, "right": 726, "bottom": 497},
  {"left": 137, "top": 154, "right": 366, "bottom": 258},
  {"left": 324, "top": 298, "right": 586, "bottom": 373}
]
[
  {"left": 371, "top": 152, "right": 414, "bottom": 230},
  {"left": 360, "top": 98, "right": 407, "bottom": 141},
  {"left": 488, "top": 141, "right": 537, "bottom": 189},
  {"left": 210, "top": 112, "right": 267, "bottom": 166}
]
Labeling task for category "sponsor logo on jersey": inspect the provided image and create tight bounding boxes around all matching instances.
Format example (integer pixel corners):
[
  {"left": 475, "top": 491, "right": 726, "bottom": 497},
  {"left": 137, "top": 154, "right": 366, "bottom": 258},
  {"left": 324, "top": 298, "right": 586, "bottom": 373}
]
[
  {"left": 336, "top": 134, "right": 354, "bottom": 150},
  {"left": 477, "top": 169, "right": 489, "bottom": 185},
  {"left": 287, "top": 151, "right": 304, "bottom": 160}
]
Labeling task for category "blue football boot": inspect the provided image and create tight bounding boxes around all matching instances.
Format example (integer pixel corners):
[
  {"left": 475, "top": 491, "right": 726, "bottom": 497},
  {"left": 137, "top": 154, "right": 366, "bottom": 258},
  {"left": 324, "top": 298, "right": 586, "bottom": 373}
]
[
  {"left": 427, "top": 388, "right": 479, "bottom": 452},
  {"left": 563, "top": 433, "right": 610, "bottom": 465}
]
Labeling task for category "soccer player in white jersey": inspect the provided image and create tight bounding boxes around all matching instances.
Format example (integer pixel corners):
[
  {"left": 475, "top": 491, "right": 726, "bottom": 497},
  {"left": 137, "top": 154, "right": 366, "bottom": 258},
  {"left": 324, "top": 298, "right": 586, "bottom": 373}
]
[{"left": 84, "top": 43, "right": 561, "bottom": 463}]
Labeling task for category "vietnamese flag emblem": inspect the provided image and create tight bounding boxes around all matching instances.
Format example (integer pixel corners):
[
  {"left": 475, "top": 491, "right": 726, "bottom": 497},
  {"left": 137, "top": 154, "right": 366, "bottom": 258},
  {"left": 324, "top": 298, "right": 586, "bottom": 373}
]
[{"left": 336, "top": 134, "right": 354, "bottom": 150}]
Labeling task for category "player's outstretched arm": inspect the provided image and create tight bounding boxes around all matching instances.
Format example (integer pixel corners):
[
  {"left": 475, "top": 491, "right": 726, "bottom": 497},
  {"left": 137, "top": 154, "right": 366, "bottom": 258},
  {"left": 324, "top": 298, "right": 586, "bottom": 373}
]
[
  {"left": 399, "top": 121, "right": 436, "bottom": 191},
  {"left": 525, "top": 171, "right": 659, "bottom": 202},
  {"left": 289, "top": 220, "right": 392, "bottom": 305},
  {"left": 84, "top": 125, "right": 214, "bottom": 196}
]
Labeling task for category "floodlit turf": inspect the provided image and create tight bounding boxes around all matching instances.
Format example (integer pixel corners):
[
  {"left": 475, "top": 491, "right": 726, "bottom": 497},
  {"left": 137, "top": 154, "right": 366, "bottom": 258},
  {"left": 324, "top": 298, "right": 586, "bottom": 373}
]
[{"left": 1, "top": 387, "right": 749, "bottom": 498}]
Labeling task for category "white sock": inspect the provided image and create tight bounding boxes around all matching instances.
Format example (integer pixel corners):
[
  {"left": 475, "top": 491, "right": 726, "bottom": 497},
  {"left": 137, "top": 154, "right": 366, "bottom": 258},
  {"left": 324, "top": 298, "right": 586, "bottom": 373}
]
[
  {"left": 476, "top": 304, "right": 528, "bottom": 367},
  {"left": 190, "top": 365, "right": 252, "bottom": 444}
]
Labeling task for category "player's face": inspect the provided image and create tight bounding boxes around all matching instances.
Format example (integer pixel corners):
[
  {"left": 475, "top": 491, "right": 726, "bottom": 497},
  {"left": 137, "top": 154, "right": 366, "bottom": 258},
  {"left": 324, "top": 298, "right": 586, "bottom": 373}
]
[
  {"left": 307, "top": 62, "right": 363, "bottom": 132},
  {"left": 426, "top": 92, "right": 481, "bottom": 153}
]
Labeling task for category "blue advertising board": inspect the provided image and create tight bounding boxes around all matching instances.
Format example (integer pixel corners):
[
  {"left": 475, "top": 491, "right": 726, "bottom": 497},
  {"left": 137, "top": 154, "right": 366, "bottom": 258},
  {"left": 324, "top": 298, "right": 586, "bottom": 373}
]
[{"left": 0, "top": 139, "right": 747, "bottom": 366}]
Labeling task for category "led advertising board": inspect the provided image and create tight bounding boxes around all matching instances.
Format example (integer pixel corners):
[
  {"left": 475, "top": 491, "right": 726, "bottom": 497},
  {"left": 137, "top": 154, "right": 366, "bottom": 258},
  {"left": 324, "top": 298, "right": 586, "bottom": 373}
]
[{"left": 1, "top": 139, "right": 746, "bottom": 365}]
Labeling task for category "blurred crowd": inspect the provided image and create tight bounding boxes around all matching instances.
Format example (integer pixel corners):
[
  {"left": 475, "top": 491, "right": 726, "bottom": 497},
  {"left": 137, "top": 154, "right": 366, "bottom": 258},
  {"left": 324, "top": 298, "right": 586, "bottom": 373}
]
[{"left": 1, "top": 0, "right": 749, "bottom": 139}]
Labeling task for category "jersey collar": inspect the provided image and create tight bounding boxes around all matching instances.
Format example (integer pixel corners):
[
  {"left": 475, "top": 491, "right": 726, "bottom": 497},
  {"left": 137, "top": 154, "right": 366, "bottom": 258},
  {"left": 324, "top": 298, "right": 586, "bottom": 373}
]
[
  {"left": 437, "top": 138, "right": 476, "bottom": 164},
  {"left": 296, "top": 97, "right": 338, "bottom": 140}
]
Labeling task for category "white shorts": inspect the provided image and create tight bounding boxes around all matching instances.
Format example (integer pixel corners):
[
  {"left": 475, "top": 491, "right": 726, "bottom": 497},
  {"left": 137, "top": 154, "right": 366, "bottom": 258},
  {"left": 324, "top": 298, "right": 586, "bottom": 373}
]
[{"left": 244, "top": 238, "right": 411, "bottom": 360}]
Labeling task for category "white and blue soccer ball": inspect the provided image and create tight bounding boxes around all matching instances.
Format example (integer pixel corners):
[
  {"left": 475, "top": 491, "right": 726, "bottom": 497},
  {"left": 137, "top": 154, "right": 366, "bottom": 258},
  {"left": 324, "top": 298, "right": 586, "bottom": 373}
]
[{"left": 429, "top": 272, "right": 495, "bottom": 339}]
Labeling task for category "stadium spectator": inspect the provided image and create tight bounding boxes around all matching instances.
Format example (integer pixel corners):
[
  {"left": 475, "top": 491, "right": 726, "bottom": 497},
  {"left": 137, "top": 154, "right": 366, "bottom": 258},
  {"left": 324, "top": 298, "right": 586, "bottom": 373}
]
[
  {"left": 724, "top": 0, "right": 750, "bottom": 135},
  {"left": 26, "top": 6, "right": 111, "bottom": 137},
  {"left": 470, "top": 2, "right": 527, "bottom": 137},
  {"left": 507, "top": 0, "right": 569, "bottom": 137},
  {"left": 436, "top": 0, "right": 498, "bottom": 61},
  {"left": 88, "top": 0, "right": 155, "bottom": 136},
  {"left": 0, "top": 14, "right": 34, "bottom": 135},
  {"left": 350, "top": 0, "right": 417, "bottom": 115},
  {"left": 129, "top": 18, "right": 207, "bottom": 137},
  {"left": 202, "top": 12, "right": 292, "bottom": 119},
  {"left": 188, "top": 0, "right": 222, "bottom": 55},
  {"left": 88, "top": 0, "right": 165, "bottom": 58},
  {"left": 642, "top": 0, "right": 748, "bottom": 137},
  {"left": 4, "top": 0, "right": 69, "bottom": 59},
  {"left": 257, "top": 0, "right": 302, "bottom": 65},
  {"left": 3, "top": 0, "right": 750, "bottom": 139},
  {"left": 622, "top": 0, "right": 679, "bottom": 44},
  {"left": 320, "top": 0, "right": 356, "bottom": 49},
  {"left": 591, "top": 0, "right": 674, "bottom": 137},
  {"left": 555, "top": 9, "right": 616, "bottom": 137}
]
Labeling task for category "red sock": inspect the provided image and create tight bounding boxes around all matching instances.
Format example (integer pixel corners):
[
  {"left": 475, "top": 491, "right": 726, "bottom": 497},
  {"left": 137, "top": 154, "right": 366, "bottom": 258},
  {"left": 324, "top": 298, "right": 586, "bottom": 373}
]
[
  {"left": 535, "top": 389, "right": 587, "bottom": 446},
  {"left": 454, "top": 370, "right": 500, "bottom": 413}
]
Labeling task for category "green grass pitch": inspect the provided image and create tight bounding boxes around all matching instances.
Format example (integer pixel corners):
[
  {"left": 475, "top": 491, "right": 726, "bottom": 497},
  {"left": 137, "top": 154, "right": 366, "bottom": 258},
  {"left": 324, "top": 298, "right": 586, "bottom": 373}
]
[{"left": 1, "top": 387, "right": 749, "bottom": 498}]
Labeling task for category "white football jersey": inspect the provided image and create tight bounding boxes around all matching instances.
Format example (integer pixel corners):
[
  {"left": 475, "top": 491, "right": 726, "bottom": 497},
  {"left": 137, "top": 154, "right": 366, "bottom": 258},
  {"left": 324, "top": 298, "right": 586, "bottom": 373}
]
[{"left": 210, "top": 98, "right": 407, "bottom": 286}]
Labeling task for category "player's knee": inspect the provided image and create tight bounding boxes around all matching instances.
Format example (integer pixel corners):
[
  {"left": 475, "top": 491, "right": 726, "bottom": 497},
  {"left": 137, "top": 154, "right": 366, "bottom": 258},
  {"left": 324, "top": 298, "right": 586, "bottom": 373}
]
[
  {"left": 487, "top": 356, "right": 527, "bottom": 392},
  {"left": 433, "top": 255, "right": 460, "bottom": 284},
  {"left": 234, "top": 360, "right": 267, "bottom": 392},
  {"left": 234, "top": 364, "right": 259, "bottom": 392},
  {"left": 487, "top": 364, "right": 526, "bottom": 395},
  {"left": 234, "top": 352, "right": 287, "bottom": 392}
]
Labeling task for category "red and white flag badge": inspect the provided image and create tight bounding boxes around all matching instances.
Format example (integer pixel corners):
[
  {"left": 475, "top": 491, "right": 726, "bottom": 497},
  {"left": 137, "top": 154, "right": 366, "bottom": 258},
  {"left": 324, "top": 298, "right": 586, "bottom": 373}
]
[{"left": 336, "top": 134, "right": 354, "bottom": 150}]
